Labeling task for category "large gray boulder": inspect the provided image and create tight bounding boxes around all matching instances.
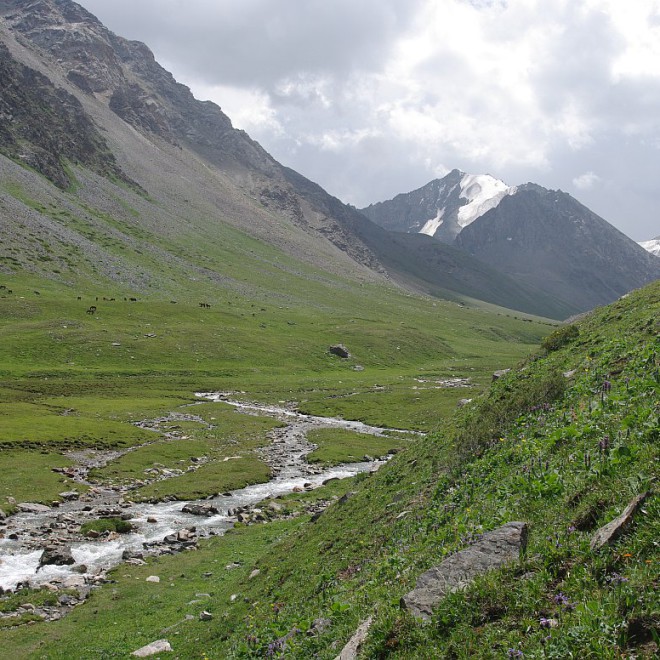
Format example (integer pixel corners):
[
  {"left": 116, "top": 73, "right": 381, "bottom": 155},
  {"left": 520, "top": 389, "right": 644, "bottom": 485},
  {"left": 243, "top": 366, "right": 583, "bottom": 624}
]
[{"left": 401, "top": 521, "right": 528, "bottom": 620}]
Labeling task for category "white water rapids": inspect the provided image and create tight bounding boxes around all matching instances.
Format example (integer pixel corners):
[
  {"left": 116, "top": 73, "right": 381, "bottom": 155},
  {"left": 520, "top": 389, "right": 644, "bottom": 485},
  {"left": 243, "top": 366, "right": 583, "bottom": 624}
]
[{"left": 0, "top": 393, "right": 408, "bottom": 591}]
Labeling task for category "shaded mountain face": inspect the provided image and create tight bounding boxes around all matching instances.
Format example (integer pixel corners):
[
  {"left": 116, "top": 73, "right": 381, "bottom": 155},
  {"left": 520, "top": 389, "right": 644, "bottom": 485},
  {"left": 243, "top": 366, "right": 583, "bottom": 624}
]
[{"left": 454, "top": 185, "right": 660, "bottom": 312}]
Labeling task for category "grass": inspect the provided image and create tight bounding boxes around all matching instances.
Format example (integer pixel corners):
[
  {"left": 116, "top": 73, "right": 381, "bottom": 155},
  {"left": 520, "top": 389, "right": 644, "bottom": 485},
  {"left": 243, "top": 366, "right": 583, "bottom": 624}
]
[
  {"left": 0, "top": 451, "right": 81, "bottom": 514},
  {"left": 306, "top": 428, "right": 408, "bottom": 466},
  {"left": 1, "top": 280, "right": 649, "bottom": 657}
]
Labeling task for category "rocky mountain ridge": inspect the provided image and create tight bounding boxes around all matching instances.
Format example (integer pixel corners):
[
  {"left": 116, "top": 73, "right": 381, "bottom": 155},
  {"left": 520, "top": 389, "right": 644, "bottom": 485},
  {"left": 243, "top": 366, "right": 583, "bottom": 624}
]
[
  {"left": 639, "top": 236, "right": 660, "bottom": 257},
  {"left": 362, "top": 174, "right": 660, "bottom": 313}
]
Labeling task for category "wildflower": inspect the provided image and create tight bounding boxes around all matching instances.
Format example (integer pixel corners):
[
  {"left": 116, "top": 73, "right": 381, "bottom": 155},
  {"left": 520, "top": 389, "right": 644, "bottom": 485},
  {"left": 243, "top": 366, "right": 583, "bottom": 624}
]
[
  {"left": 567, "top": 525, "right": 576, "bottom": 534},
  {"left": 552, "top": 592, "right": 574, "bottom": 610},
  {"left": 598, "top": 435, "right": 610, "bottom": 453},
  {"left": 622, "top": 552, "right": 633, "bottom": 558},
  {"left": 602, "top": 380, "right": 612, "bottom": 392},
  {"left": 606, "top": 572, "right": 629, "bottom": 585},
  {"left": 540, "top": 617, "right": 558, "bottom": 629},
  {"left": 507, "top": 649, "right": 524, "bottom": 658}
]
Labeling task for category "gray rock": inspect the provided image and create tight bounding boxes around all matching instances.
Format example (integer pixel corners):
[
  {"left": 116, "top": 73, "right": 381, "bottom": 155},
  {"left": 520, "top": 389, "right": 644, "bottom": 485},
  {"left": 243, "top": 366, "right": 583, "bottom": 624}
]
[
  {"left": 590, "top": 492, "right": 650, "bottom": 551},
  {"left": 199, "top": 610, "right": 213, "bottom": 621},
  {"left": 131, "top": 639, "right": 172, "bottom": 657},
  {"left": 58, "top": 491, "right": 79, "bottom": 501},
  {"left": 308, "top": 617, "right": 332, "bottom": 637},
  {"left": 17, "top": 502, "right": 51, "bottom": 513},
  {"left": 39, "top": 545, "right": 75, "bottom": 568},
  {"left": 401, "top": 521, "right": 528, "bottom": 620},
  {"left": 329, "top": 344, "right": 351, "bottom": 359},
  {"left": 182, "top": 503, "right": 219, "bottom": 517},
  {"left": 492, "top": 369, "right": 511, "bottom": 381},
  {"left": 335, "top": 616, "right": 373, "bottom": 660}
]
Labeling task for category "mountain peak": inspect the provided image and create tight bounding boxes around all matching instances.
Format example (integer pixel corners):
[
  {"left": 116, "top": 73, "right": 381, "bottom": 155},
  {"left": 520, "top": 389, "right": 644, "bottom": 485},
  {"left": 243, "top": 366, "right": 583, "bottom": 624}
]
[{"left": 360, "top": 170, "right": 514, "bottom": 242}]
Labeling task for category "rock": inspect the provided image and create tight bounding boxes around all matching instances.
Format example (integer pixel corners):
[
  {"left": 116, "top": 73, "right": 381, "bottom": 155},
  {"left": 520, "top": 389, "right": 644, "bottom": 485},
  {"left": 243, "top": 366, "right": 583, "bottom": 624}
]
[
  {"left": 329, "top": 344, "right": 351, "bottom": 359},
  {"left": 58, "top": 491, "right": 79, "bottom": 501},
  {"left": 181, "top": 503, "right": 219, "bottom": 517},
  {"left": 249, "top": 569, "right": 260, "bottom": 580},
  {"left": 17, "top": 503, "right": 51, "bottom": 513},
  {"left": 563, "top": 369, "right": 577, "bottom": 378},
  {"left": 86, "top": 530, "right": 101, "bottom": 539},
  {"left": 308, "top": 617, "right": 332, "bottom": 637},
  {"left": 39, "top": 545, "right": 75, "bottom": 568},
  {"left": 334, "top": 616, "right": 373, "bottom": 660},
  {"left": 147, "top": 517, "right": 157, "bottom": 523},
  {"left": 492, "top": 369, "right": 511, "bottom": 381},
  {"left": 590, "top": 492, "right": 650, "bottom": 551},
  {"left": 199, "top": 610, "right": 213, "bottom": 621},
  {"left": 401, "top": 521, "right": 528, "bottom": 620},
  {"left": 146, "top": 576, "right": 160, "bottom": 583},
  {"left": 457, "top": 398, "right": 472, "bottom": 407},
  {"left": 62, "top": 575, "right": 86, "bottom": 589},
  {"left": 338, "top": 492, "right": 356, "bottom": 505},
  {"left": 131, "top": 639, "right": 172, "bottom": 657}
]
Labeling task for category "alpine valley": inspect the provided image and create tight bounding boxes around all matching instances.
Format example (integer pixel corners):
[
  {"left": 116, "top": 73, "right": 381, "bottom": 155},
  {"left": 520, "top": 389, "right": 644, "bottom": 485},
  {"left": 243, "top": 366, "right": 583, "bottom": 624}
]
[{"left": 0, "top": 1, "right": 657, "bottom": 659}]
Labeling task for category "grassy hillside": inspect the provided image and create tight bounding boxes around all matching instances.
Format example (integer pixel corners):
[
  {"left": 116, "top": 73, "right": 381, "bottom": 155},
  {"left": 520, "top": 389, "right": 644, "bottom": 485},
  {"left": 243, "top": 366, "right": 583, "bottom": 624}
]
[{"left": 1, "top": 283, "right": 656, "bottom": 657}]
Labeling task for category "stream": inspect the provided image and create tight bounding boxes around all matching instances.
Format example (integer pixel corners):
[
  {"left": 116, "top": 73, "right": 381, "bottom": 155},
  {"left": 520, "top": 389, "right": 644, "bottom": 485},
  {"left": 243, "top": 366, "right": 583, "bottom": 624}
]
[{"left": 0, "top": 393, "right": 405, "bottom": 592}]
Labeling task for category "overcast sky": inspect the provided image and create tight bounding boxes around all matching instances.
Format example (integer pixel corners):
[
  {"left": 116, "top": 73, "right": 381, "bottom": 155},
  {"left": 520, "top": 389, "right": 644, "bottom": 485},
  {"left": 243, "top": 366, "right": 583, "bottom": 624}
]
[{"left": 78, "top": 0, "right": 660, "bottom": 241}]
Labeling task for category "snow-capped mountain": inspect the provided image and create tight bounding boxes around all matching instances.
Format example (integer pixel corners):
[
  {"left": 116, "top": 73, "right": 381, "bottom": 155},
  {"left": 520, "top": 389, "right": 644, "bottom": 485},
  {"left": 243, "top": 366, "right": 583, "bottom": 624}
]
[
  {"left": 361, "top": 176, "right": 660, "bottom": 313},
  {"left": 639, "top": 237, "right": 660, "bottom": 257},
  {"left": 360, "top": 169, "right": 515, "bottom": 243}
]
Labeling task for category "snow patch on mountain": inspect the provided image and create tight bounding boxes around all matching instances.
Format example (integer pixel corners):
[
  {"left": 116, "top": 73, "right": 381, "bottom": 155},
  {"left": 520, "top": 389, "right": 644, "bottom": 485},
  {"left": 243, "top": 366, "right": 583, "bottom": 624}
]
[
  {"left": 456, "top": 174, "right": 515, "bottom": 228},
  {"left": 639, "top": 238, "right": 660, "bottom": 257},
  {"left": 420, "top": 208, "right": 445, "bottom": 236}
]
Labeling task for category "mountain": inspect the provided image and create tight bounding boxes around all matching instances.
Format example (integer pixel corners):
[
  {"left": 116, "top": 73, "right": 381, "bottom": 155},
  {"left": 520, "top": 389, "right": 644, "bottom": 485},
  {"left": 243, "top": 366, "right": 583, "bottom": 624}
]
[
  {"left": 639, "top": 236, "right": 660, "bottom": 257},
  {"left": 362, "top": 175, "right": 660, "bottom": 313},
  {"left": 0, "top": 0, "right": 573, "bottom": 319},
  {"left": 361, "top": 169, "right": 516, "bottom": 243},
  {"left": 455, "top": 185, "right": 660, "bottom": 312}
]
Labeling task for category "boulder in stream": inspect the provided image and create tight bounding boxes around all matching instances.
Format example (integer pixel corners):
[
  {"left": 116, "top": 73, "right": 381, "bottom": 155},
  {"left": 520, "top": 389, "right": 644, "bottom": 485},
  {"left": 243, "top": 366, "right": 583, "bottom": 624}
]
[
  {"left": 181, "top": 503, "right": 219, "bottom": 517},
  {"left": 39, "top": 544, "right": 75, "bottom": 568}
]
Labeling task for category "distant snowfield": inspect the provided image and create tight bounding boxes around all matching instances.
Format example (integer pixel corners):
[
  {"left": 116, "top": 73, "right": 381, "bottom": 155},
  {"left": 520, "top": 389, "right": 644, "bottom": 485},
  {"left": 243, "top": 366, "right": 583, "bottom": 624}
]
[
  {"left": 638, "top": 238, "right": 660, "bottom": 257},
  {"left": 419, "top": 172, "right": 515, "bottom": 239}
]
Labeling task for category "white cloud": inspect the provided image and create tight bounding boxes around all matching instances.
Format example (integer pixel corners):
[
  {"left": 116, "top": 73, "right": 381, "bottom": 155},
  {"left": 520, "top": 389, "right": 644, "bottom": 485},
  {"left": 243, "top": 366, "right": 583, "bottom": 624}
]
[{"left": 572, "top": 171, "right": 602, "bottom": 190}]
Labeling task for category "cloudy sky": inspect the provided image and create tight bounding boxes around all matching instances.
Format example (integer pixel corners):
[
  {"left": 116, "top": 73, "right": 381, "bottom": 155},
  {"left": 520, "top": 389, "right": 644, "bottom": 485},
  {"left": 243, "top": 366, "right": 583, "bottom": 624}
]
[{"left": 77, "top": 0, "right": 660, "bottom": 241}]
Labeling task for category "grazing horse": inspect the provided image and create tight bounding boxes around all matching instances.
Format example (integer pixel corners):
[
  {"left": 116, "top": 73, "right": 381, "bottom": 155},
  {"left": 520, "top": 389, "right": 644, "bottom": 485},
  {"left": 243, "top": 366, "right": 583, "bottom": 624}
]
[{"left": 86, "top": 305, "right": 97, "bottom": 315}]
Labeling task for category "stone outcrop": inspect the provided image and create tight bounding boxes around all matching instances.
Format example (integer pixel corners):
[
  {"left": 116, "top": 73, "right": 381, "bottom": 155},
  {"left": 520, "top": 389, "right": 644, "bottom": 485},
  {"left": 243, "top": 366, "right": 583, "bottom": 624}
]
[
  {"left": 401, "top": 521, "right": 528, "bottom": 620},
  {"left": 131, "top": 639, "right": 172, "bottom": 657},
  {"left": 329, "top": 344, "right": 351, "bottom": 359},
  {"left": 335, "top": 616, "right": 373, "bottom": 660},
  {"left": 590, "top": 492, "right": 651, "bottom": 551},
  {"left": 39, "top": 544, "right": 75, "bottom": 568}
]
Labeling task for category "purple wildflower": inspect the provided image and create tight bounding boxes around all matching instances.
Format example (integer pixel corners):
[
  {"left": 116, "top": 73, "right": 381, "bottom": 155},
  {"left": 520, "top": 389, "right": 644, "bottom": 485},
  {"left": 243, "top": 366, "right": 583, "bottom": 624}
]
[
  {"left": 606, "top": 572, "right": 629, "bottom": 585},
  {"left": 507, "top": 649, "right": 524, "bottom": 658},
  {"left": 602, "top": 380, "right": 612, "bottom": 392}
]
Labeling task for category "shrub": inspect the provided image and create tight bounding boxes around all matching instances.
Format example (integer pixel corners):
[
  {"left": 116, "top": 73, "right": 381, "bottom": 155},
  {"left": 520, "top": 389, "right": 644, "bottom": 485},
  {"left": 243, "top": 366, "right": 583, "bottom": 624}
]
[{"left": 541, "top": 324, "right": 579, "bottom": 352}]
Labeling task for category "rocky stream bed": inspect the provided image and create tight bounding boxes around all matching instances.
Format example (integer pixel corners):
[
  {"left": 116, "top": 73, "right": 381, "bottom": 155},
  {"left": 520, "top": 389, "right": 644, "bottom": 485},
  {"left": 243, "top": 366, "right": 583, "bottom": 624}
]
[{"left": 0, "top": 393, "right": 411, "bottom": 624}]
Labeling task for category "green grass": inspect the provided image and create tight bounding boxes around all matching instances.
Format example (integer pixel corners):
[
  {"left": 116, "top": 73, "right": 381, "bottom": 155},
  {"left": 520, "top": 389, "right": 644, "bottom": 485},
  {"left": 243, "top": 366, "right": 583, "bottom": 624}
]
[
  {"left": 2, "top": 280, "right": 649, "bottom": 658},
  {"left": 0, "top": 450, "right": 81, "bottom": 514},
  {"left": 306, "top": 428, "right": 408, "bottom": 466},
  {"left": 80, "top": 518, "right": 133, "bottom": 535}
]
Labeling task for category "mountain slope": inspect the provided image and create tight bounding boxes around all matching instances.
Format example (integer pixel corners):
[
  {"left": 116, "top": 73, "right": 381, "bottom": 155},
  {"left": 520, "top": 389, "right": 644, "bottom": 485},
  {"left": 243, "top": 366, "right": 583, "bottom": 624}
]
[
  {"left": 0, "top": 0, "right": 575, "bottom": 319},
  {"left": 455, "top": 184, "right": 660, "bottom": 312},
  {"left": 363, "top": 174, "right": 660, "bottom": 313}
]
